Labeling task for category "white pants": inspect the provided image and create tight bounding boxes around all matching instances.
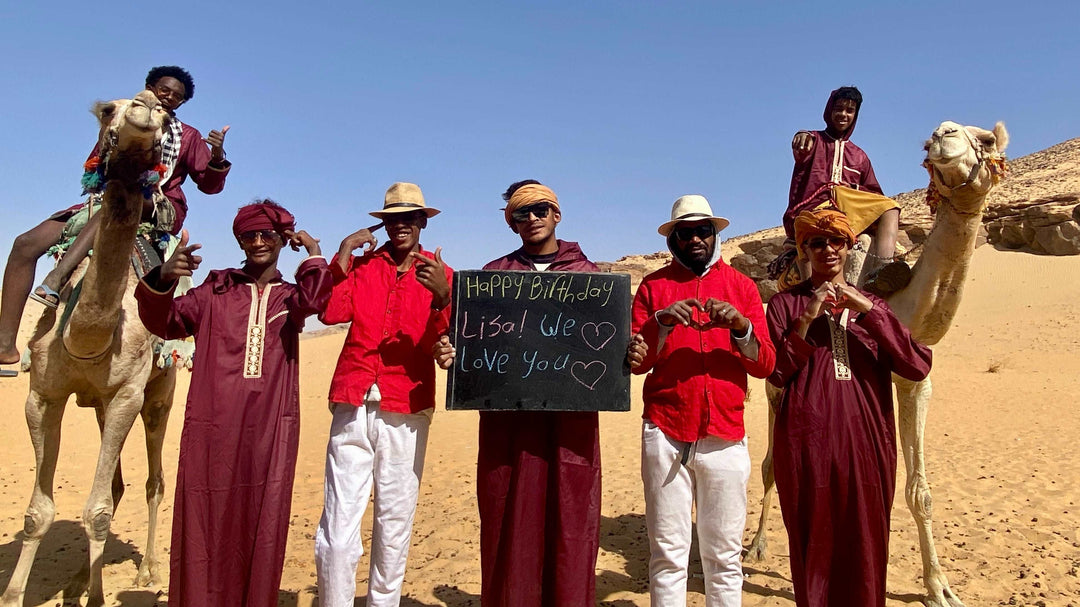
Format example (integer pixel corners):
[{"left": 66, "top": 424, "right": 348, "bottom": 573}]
[
  {"left": 641, "top": 421, "right": 750, "bottom": 607},
  {"left": 315, "top": 391, "right": 431, "bottom": 607}
]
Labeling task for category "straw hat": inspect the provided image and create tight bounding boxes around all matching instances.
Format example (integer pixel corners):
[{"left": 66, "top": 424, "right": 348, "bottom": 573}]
[
  {"left": 369, "top": 182, "right": 441, "bottom": 219},
  {"left": 657, "top": 194, "right": 730, "bottom": 236}
]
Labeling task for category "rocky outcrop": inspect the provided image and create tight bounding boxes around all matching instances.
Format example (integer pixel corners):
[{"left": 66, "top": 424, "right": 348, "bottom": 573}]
[{"left": 985, "top": 193, "right": 1080, "bottom": 255}]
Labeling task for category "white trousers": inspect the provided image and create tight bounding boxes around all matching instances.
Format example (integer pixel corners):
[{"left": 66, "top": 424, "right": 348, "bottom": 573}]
[
  {"left": 641, "top": 421, "right": 751, "bottom": 607},
  {"left": 315, "top": 393, "right": 431, "bottom": 607}
]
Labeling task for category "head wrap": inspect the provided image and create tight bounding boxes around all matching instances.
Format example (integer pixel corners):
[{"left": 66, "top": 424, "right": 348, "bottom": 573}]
[
  {"left": 232, "top": 202, "right": 296, "bottom": 238},
  {"left": 793, "top": 209, "right": 857, "bottom": 260},
  {"left": 823, "top": 87, "right": 861, "bottom": 141},
  {"left": 503, "top": 184, "right": 561, "bottom": 226}
]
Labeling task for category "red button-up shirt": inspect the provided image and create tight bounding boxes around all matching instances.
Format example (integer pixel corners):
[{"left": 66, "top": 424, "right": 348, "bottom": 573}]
[
  {"left": 631, "top": 259, "right": 776, "bottom": 442},
  {"left": 320, "top": 246, "right": 453, "bottom": 414}
]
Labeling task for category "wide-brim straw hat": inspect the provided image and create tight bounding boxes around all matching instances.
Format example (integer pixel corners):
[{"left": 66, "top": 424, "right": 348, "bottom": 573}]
[
  {"left": 369, "top": 182, "right": 441, "bottom": 219},
  {"left": 657, "top": 194, "right": 730, "bottom": 237}
]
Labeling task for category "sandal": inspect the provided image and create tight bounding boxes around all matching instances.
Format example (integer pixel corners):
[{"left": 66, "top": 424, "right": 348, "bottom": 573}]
[
  {"left": 0, "top": 368, "right": 17, "bottom": 378},
  {"left": 864, "top": 260, "right": 912, "bottom": 297},
  {"left": 29, "top": 285, "right": 59, "bottom": 310}
]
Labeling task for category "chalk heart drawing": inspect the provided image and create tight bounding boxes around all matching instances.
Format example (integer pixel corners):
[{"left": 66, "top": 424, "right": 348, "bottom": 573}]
[
  {"left": 571, "top": 360, "right": 607, "bottom": 390},
  {"left": 581, "top": 321, "right": 616, "bottom": 351}
]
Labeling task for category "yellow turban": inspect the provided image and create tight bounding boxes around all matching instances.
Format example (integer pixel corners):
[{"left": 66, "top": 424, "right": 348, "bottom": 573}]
[
  {"left": 793, "top": 209, "right": 857, "bottom": 260},
  {"left": 504, "top": 184, "right": 561, "bottom": 226}
]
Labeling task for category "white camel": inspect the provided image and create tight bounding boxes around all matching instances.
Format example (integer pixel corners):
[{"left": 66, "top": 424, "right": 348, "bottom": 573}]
[{"left": 746, "top": 121, "right": 1010, "bottom": 607}]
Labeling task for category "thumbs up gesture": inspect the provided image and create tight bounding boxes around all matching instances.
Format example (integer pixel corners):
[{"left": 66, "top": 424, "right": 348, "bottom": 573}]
[
  {"left": 409, "top": 247, "right": 450, "bottom": 311},
  {"left": 160, "top": 229, "right": 203, "bottom": 284},
  {"left": 205, "top": 125, "right": 230, "bottom": 163}
]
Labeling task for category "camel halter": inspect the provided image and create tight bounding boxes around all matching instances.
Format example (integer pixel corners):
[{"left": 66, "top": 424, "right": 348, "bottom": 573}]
[{"left": 923, "top": 128, "right": 1008, "bottom": 215}]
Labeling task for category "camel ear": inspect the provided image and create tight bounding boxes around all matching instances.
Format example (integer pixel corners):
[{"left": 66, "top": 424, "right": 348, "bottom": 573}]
[
  {"left": 93, "top": 101, "right": 116, "bottom": 120},
  {"left": 992, "top": 121, "right": 1009, "bottom": 153}
]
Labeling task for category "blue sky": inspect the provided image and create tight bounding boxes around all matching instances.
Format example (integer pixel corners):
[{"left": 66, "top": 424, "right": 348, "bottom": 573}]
[{"left": 1, "top": 1, "right": 1077, "bottom": 278}]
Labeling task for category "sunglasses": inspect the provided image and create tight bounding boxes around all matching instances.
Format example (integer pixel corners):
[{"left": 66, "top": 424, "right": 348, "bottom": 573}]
[
  {"left": 805, "top": 236, "right": 849, "bottom": 251},
  {"left": 238, "top": 229, "right": 282, "bottom": 245},
  {"left": 673, "top": 224, "right": 716, "bottom": 242},
  {"left": 511, "top": 202, "right": 553, "bottom": 223}
]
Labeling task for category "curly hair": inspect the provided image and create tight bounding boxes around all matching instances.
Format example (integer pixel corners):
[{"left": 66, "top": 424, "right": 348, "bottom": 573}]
[
  {"left": 832, "top": 86, "right": 863, "bottom": 111},
  {"left": 145, "top": 66, "right": 195, "bottom": 101},
  {"left": 501, "top": 179, "right": 542, "bottom": 202}
]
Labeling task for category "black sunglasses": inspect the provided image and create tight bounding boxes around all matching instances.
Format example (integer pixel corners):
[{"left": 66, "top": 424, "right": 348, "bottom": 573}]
[
  {"left": 511, "top": 202, "right": 553, "bottom": 223},
  {"left": 806, "top": 236, "right": 849, "bottom": 251},
  {"left": 238, "top": 229, "right": 282, "bottom": 245},
  {"left": 673, "top": 224, "right": 716, "bottom": 242}
]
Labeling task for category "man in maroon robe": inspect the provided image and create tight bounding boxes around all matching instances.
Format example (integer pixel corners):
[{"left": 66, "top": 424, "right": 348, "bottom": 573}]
[
  {"left": 766, "top": 209, "right": 932, "bottom": 607},
  {"left": 135, "top": 201, "right": 331, "bottom": 606},
  {"left": 784, "top": 86, "right": 906, "bottom": 294},
  {"left": 434, "top": 180, "right": 601, "bottom": 606}
]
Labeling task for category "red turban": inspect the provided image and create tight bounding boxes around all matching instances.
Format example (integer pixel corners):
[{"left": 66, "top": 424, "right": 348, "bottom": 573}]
[{"left": 232, "top": 202, "right": 296, "bottom": 237}]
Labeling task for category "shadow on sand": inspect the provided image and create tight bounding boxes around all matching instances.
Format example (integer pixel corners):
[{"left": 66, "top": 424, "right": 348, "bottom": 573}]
[{"left": 0, "top": 519, "right": 147, "bottom": 604}]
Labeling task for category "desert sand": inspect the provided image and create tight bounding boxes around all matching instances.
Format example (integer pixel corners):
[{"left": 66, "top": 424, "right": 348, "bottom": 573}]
[{"left": 1, "top": 243, "right": 1078, "bottom": 606}]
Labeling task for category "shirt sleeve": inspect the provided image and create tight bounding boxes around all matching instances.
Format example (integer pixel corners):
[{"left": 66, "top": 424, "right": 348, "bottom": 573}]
[
  {"left": 766, "top": 293, "right": 816, "bottom": 388},
  {"left": 856, "top": 146, "right": 884, "bottom": 195},
  {"left": 855, "top": 299, "right": 932, "bottom": 381},
  {"left": 731, "top": 277, "right": 775, "bottom": 379},
  {"left": 288, "top": 257, "right": 333, "bottom": 330},
  {"left": 630, "top": 280, "right": 663, "bottom": 374},
  {"left": 135, "top": 267, "right": 206, "bottom": 339},
  {"left": 319, "top": 253, "right": 355, "bottom": 326}
]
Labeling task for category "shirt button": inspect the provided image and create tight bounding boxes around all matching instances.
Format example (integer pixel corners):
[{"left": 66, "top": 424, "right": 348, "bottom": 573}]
[{"left": 387, "top": 309, "right": 391, "bottom": 314}]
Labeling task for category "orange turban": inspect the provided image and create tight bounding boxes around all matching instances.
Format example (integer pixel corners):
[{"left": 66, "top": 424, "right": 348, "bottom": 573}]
[
  {"left": 793, "top": 209, "right": 857, "bottom": 260},
  {"left": 503, "top": 184, "right": 560, "bottom": 226}
]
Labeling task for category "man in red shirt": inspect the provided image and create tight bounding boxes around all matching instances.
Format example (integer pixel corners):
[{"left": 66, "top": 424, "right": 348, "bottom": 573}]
[
  {"left": 314, "top": 182, "right": 452, "bottom": 607},
  {"left": 626, "top": 194, "right": 775, "bottom": 606}
]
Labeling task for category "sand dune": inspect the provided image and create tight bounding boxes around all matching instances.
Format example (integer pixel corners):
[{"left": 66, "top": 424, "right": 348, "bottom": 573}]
[{"left": 0, "top": 245, "right": 1078, "bottom": 606}]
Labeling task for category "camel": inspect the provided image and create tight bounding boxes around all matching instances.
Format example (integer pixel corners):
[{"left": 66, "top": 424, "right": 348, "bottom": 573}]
[
  {"left": 745, "top": 121, "right": 1010, "bottom": 607},
  {"left": 1, "top": 90, "right": 178, "bottom": 607}
]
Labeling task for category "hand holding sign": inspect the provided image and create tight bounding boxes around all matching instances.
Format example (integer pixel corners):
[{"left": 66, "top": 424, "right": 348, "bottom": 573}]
[
  {"left": 433, "top": 334, "right": 456, "bottom": 370},
  {"left": 626, "top": 334, "right": 648, "bottom": 369}
]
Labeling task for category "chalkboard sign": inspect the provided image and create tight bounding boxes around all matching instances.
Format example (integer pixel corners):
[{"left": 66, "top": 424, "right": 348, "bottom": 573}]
[{"left": 446, "top": 270, "right": 632, "bottom": 412}]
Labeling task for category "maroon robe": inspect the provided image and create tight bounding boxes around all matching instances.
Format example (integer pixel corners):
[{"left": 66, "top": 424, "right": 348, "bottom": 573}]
[
  {"left": 766, "top": 283, "right": 932, "bottom": 607},
  {"left": 784, "top": 91, "right": 883, "bottom": 238},
  {"left": 477, "top": 240, "right": 602, "bottom": 607},
  {"left": 135, "top": 258, "right": 331, "bottom": 607}
]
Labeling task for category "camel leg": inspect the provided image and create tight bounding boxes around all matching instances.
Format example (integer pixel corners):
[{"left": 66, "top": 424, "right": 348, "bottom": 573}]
[
  {"left": 82, "top": 386, "right": 143, "bottom": 607},
  {"left": 895, "top": 376, "right": 965, "bottom": 607},
  {"left": 92, "top": 401, "right": 126, "bottom": 509},
  {"left": 745, "top": 383, "right": 781, "bottom": 562},
  {"left": 134, "top": 368, "right": 176, "bottom": 587},
  {"left": 0, "top": 392, "right": 67, "bottom": 607},
  {"left": 60, "top": 400, "right": 126, "bottom": 600}
]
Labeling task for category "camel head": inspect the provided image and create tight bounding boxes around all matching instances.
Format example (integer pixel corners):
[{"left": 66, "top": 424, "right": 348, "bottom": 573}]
[
  {"left": 91, "top": 89, "right": 170, "bottom": 170},
  {"left": 922, "top": 121, "right": 1009, "bottom": 213}
]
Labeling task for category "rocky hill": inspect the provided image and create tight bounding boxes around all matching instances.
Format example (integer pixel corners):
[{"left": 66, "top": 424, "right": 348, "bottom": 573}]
[{"left": 606, "top": 136, "right": 1080, "bottom": 299}]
